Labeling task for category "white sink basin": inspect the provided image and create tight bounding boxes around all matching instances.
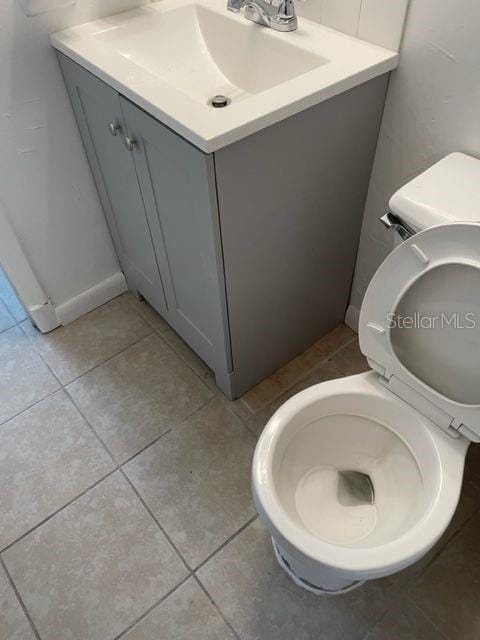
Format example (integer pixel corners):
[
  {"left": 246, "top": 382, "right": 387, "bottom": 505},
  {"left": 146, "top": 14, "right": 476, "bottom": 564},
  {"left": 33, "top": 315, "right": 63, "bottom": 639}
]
[
  {"left": 51, "top": 0, "right": 398, "bottom": 151},
  {"left": 94, "top": 3, "right": 327, "bottom": 102}
]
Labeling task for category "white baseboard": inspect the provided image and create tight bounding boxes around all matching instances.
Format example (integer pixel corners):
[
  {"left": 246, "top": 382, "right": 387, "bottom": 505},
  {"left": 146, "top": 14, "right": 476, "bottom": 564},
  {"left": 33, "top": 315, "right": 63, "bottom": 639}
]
[
  {"left": 55, "top": 272, "right": 128, "bottom": 325},
  {"left": 27, "top": 300, "right": 59, "bottom": 333},
  {"left": 344, "top": 304, "right": 360, "bottom": 332}
]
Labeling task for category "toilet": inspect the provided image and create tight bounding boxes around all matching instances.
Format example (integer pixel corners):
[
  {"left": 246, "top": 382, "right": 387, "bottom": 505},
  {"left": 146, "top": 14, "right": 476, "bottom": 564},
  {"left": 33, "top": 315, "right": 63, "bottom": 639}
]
[{"left": 252, "top": 152, "right": 480, "bottom": 595}]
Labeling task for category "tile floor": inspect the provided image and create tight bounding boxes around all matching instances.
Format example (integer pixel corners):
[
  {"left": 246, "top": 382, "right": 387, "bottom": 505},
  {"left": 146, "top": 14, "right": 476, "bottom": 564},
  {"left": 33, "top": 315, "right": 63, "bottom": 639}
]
[{"left": 1, "top": 286, "right": 479, "bottom": 640}]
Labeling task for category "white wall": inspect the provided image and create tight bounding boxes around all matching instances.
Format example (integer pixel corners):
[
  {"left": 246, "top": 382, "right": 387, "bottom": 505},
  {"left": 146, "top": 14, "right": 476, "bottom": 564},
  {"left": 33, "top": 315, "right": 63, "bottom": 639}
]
[
  {"left": 349, "top": 0, "right": 480, "bottom": 323},
  {"left": 298, "top": 0, "right": 409, "bottom": 51},
  {"left": 0, "top": 0, "right": 149, "bottom": 311}
]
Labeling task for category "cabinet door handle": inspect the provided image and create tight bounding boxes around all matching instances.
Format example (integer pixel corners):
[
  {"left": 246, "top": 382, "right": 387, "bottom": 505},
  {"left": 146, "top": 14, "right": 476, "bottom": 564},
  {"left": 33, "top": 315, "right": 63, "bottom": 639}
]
[
  {"left": 124, "top": 136, "right": 137, "bottom": 151},
  {"left": 108, "top": 122, "right": 122, "bottom": 136}
]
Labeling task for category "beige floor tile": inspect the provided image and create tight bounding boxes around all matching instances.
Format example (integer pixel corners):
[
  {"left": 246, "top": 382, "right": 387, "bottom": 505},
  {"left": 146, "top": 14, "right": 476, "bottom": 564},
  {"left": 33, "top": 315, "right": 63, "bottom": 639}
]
[
  {"left": 245, "top": 363, "right": 344, "bottom": 437},
  {"left": 126, "top": 294, "right": 214, "bottom": 384},
  {"left": 0, "top": 299, "right": 15, "bottom": 333},
  {"left": 224, "top": 393, "right": 257, "bottom": 422},
  {"left": 328, "top": 339, "right": 370, "bottom": 376},
  {"left": 123, "top": 578, "right": 235, "bottom": 640},
  {"left": 124, "top": 397, "right": 256, "bottom": 567},
  {"left": 240, "top": 324, "right": 355, "bottom": 413},
  {"left": 0, "top": 563, "right": 36, "bottom": 640},
  {"left": 68, "top": 333, "right": 213, "bottom": 463},
  {"left": 0, "top": 326, "right": 60, "bottom": 424},
  {"left": 197, "top": 519, "right": 397, "bottom": 640},
  {"left": 364, "top": 598, "right": 444, "bottom": 640},
  {"left": 3, "top": 473, "right": 188, "bottom": 640},
  {"left": 408, "top": 509, "right": 480, "bottom": 639},
  {"left": 0, "top": 391, "right": 114, "bottom": 549},
  {"left": 390, "top": 477, "right": 480, "bottom": 589},
  {"left": 0, "top": 268, "right": 27, "bottom": 323},
  {"left": 22, "top": 295, "right": 152, "bottom": 384}
]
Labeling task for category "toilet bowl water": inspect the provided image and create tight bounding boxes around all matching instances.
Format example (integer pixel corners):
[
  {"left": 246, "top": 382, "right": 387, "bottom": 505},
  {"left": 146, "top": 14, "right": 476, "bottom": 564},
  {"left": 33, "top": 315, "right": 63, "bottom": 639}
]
[
  {"left": 280, "top": 413, "right": 422, "bottom": 548},
  {"left": 295, "top": 465, "right": 377, "bottom": 546}
]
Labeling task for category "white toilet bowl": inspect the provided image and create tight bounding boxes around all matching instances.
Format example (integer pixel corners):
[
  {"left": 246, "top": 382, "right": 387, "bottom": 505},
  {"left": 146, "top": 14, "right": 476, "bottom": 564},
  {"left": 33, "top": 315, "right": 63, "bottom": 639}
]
[
  {"left": 252, "top": 156, "right": 480, "bottom": 595},
  {"left": 252, "top": 372, "right": 468, "bottom": 594}
]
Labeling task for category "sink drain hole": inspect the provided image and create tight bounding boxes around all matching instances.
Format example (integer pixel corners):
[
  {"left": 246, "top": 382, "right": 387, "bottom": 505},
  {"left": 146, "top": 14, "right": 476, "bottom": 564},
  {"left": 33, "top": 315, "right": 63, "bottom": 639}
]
[{"left": 208, "top": 95, "right": 231, "bottom": 108}]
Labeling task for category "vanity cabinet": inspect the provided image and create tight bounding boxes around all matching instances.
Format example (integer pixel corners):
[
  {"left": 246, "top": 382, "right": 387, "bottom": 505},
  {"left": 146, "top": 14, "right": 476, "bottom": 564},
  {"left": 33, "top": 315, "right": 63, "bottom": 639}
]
[
  {"left": 59, "top": 54, "right": 233, "bottom": 393},
  {"left": 61, "top": 57, "right": 168, "bottom": 316},
  {"left": 58, "top": 52, "right": 388, "bottom": 399}
]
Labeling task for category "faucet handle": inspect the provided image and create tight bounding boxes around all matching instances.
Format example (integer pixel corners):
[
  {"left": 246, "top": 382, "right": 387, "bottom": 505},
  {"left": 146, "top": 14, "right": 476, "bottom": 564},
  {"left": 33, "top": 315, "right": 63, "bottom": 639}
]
[{"left": 277, "top": 0, "right": 296, "bottom": 20}]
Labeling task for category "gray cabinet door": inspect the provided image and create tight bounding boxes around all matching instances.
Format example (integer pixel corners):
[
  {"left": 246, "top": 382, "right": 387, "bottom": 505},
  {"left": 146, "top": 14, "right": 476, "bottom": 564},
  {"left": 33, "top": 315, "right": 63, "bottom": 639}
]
[
  {"left": 57, "top": 54, "right": 167, "bottom": 314},
  {"left": 120, "top": 98, "right": 232, "bottom": 380}
]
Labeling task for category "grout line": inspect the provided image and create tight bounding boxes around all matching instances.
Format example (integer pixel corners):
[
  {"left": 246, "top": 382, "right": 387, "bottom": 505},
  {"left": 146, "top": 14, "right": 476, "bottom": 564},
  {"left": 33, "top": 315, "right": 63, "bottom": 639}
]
[
  {"left": 0, "top": 327, "right": 16, "bottom": 335},
  {"left": 327, "top": 362, "right": 349, "bottom": 378},
  {"left": 128, "top": 292, "right": 359, "bottom": 416},
  {"left": 403, "top": 502, "right": 480, "bottom": 599},
  {"left": 112, "top": 574, "right": 192, "bottom": 640},
  {"left": 193, "top": 574, "right": 242, "bottom": 640},
  {"left": 2, "top": 390, "right": 250, "bottom": 636},
  {"left": 0, "top": 292, "right": 255, "bottom": 639},
  {"left": 10, "top": 296, "right": 191, "bottom": 465},
  {"left": 0, "top": 385, "right": 61, "bottom": 429},
  {"left": 3, "top": 309, "right": 21, "bottom": 324},
  {"left": 123, "top": 455, "right": 257, "bottom": 640},
  {"left": 0, "top": 307, "right": 157, "bottom": 430},
  {"left": 1, "top": 325, "right": 222, "bottom": 556},
  {"left": 408, "top": 598, "right": 450, "bottom": 640},
  {"left": 217, "top": 343, "right": 353, "bottom": 439},
  {"left": 238, "top": 333, "right": 358, "bottom": 416},
  {"left": 57, "top": 324, "right": 217, "bottom": 474},
  {"left": 123, "top": 294, "right": 216, "bottom": 396},
  {"left": 229, "top": 360, "right": 348, "bottom": 439},
  {"left": 401, "top": 503, "right": 480, "bottom": 638},
  {"left": 65, "top": 385, "right": 216, "bottom": 575},
  {"left": 119, "top": 428, "right": 173, "bottom": 466},
  {"left": 119, "top": 394, "right": 216, "bottom": 469},
  {"left": 194, "top": 515, "right": 259, "bottom": 573},
  {"left": 19, "top": 319, "right": 154, "bottom": 389},
  {"left": 119, "top": 468, "right": 193, "bottom": 572},
  {"left": 64, "top": 387, "right": 119, "bottom": 466},
  {"left": 61, "top": 328, "right": 153, "bottom": 385},
  {"left": 0, "top": 369, "right": 231, "bottom": 625},
  {"left": 0, "top": 557, "right": 42, "bottom": 640},
  {"left": 0, "top": 290, "right": 22, "bottom": 325},
  {"left": 234, "top": 413, "right": 260, "bottom": 440},
  {"left": 0, "top": 468, "right": 117, "bottom": 556},
  {"left": 358, "top": 607, "right": 390, "bottom": 640},
  {"left": 358, "top": 578, "right": 416, "bottom": 640}
]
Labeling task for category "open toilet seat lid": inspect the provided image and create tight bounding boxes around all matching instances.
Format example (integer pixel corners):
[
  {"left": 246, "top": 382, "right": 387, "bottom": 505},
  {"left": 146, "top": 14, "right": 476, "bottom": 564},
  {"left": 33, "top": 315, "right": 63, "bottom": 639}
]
[{"left": 359, "top": 222, "right": 480, "bottom": 442}]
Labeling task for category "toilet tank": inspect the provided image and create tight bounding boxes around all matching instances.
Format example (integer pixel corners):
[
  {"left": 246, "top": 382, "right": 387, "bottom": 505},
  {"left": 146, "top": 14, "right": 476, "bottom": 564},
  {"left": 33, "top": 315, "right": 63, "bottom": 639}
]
[{"left": 389, "top": 152, "right": 480, "bottom": 233}]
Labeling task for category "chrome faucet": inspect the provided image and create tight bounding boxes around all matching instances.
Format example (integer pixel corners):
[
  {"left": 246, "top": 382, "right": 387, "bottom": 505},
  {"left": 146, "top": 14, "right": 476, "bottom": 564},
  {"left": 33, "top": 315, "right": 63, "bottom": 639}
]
[{"left": 227, "top": 0, "right": 298, "bottom": 32}]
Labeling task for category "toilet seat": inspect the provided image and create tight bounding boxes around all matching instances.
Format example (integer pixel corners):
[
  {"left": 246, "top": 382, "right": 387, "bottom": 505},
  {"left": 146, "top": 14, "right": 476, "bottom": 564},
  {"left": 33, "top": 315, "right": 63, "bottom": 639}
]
[{"left": 359, "top": 222, "right": 480, "bottom": 442}]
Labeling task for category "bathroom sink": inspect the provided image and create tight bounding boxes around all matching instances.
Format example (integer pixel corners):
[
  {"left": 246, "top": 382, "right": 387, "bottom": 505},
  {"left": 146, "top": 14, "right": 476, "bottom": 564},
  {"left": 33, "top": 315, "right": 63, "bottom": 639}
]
[
  {"left": 93, "top": 4, "right": 327, "bottom": 101},
  {"left": 51, "top": 0, "right": 398, "bottom": 151}
]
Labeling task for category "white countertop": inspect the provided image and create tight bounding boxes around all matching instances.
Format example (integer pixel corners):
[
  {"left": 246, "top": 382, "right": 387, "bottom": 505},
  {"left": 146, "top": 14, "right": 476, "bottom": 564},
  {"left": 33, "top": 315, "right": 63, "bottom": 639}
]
[{"left": 51, "top": 0, "right": 398, "bottom": 152}]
